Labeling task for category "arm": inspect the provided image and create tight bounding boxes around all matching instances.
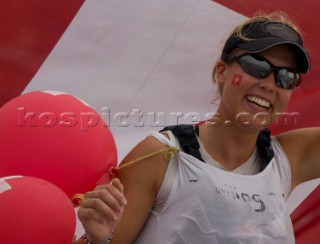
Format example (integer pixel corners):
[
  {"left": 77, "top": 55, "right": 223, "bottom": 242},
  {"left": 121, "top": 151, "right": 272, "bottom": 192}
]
[
  {"left": 276, "top": 127, "right": 320, "bottom": 189},
  {"left": 78, "top": 135, "right": 170, "bottom": 243}
]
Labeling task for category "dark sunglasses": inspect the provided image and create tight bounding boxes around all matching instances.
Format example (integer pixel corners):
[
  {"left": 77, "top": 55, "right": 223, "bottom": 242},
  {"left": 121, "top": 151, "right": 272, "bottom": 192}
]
[{"left": 231, "top": 53, "right": 301, "bottom": 89}]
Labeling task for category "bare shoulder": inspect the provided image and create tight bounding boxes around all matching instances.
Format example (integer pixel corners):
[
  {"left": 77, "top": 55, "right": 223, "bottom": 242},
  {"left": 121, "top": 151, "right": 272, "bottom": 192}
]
[{"left": 119, "top": 134, "right": 170, "bottom": 190}]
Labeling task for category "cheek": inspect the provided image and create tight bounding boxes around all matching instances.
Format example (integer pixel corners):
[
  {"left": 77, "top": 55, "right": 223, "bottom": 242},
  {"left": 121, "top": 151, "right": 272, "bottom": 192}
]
[
  {"left": 279, "top": 92, "right": 292, "bottom": 108},
  {"left": 220, "top": 75, "right": 245, "bottom": 110},
  {"left": 231, "top": 74, "right": 243, "bottom": 86},
  {"left": 273, "top": 91, "right": 293, "bottom": 116}
]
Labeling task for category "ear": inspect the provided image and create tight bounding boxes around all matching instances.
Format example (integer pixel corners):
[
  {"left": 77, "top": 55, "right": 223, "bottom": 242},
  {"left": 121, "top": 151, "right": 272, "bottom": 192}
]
[{"left": 213, "top": 60, "right": 227, "bottom": 85}]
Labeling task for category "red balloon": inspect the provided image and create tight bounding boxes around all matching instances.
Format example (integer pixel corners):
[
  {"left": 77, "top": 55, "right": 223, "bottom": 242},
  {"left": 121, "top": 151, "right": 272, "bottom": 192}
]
[
  {"left": 0, "top": 176, "right": 76, "bottom": 243},
  {"left": 0, "top": 91, "right": 117, "bottom": 197}
]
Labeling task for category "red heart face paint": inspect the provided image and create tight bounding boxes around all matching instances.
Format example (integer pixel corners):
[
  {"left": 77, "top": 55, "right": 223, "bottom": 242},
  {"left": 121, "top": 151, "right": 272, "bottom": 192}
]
[{"left": 232, "top": 74, "right": 243, "bottom": 86}]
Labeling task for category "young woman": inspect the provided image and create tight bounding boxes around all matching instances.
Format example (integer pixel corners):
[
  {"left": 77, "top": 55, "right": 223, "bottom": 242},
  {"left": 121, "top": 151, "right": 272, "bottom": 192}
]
[{"left": 77, "top": 12, "right": 319, "bottom": 243}]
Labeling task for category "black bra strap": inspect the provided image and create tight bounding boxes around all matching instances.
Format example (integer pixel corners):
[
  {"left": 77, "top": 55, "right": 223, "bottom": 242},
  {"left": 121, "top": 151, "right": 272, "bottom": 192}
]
[{"left": 256, "top": 128, "right": 274, "bottom": 171}]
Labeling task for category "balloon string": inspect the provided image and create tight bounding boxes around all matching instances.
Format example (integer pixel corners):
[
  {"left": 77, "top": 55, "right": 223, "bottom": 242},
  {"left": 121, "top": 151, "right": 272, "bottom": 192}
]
[
  {"left": 71, "top": 146, "right": 180, "bottom": 206},
  {"left": 108, "top": 146, "right": 180, "bottom": 179},
  {"left": 117, "top": 146, "right": 180, "bottom": 171}
]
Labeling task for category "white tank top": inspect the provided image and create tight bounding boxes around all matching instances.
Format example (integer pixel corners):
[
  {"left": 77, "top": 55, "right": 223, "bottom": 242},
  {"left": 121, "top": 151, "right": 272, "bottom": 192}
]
[{"left": 134, "top": 131, "right": 294, "bottom": 244}]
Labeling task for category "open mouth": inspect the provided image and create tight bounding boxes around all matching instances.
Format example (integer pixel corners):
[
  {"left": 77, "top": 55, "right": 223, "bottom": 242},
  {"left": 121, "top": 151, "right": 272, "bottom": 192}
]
[{"left": 246, "top": 95, "right": 272, "bottom": 109}]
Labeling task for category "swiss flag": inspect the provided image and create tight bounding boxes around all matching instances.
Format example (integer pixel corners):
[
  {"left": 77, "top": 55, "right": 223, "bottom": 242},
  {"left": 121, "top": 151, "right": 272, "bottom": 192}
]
[{"left": 232, "top": 74, "right": 243, "bottom": 86}]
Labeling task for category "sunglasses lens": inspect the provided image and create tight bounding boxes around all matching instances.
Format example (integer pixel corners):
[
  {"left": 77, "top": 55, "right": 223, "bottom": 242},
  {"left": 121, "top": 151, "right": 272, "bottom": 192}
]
[
  {"left": 237, "top": 55, "right": 271, "bottom": 79},
  {"left": 236, "top": 54, "right": 300, "bottom": 89},
  {"left": 276, "top": 69, "right": 300, "bottom": 89}
]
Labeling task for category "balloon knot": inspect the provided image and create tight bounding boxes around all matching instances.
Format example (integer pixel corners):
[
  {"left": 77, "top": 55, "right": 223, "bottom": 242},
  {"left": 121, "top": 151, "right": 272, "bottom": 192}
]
[
  {"left": 109, "top": 166, "right": 119, "bottom": 180},
  {"left": 71, "top": 193, "right": 85, "bottom": 207}
]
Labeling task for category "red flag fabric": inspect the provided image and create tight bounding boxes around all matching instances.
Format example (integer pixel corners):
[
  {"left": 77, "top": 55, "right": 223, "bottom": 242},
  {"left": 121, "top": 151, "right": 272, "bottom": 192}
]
[{"left": 0, "top": 0, "right": 84, "bottom": 107}]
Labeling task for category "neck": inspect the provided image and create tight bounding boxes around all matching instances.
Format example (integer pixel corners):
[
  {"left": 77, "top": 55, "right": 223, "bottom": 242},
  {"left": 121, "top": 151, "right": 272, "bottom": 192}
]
[{"left": 199, "top": 122, "right": 260, "bottom": 171}]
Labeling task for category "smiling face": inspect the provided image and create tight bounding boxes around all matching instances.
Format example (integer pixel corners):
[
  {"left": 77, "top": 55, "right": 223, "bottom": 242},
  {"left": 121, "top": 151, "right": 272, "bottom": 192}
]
[{"left": 215, "top": 44, "right": 298, "bottom": 130}]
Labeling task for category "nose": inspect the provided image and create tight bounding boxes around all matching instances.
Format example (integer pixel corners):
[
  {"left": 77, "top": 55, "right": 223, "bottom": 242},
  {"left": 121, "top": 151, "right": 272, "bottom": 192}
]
[{"left": 259, "top": 74, "right": 276, "bottom": 92}]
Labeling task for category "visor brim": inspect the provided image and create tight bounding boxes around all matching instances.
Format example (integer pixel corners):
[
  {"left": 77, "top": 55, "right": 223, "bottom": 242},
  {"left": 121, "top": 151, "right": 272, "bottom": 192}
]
[{"left": 238, "top": 37, "right": 310, "bottom": 73}]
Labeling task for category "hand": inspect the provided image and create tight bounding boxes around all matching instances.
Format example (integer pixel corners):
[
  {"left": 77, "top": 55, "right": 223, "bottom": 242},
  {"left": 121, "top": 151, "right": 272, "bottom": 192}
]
[{"left": 78, "top": 178, "right": 127, "bottom": 243}]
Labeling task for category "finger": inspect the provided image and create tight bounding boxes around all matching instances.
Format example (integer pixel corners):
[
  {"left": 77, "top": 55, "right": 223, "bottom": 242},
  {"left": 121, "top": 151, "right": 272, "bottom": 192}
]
[
  {"left": 95, "top": 183, "right": 109, "bottom": 190},
  {"left": 109, "top": 181, "right": 128, "bottom": 206},
  {"left": 78, "top": 205, "right": 105, "bottom": 224},
  {"left": 95, "top": 179, "right": 124, "bottom": 195},
  {"left": 80, "top": 196, "right": 122, "bottom": 222},
  {"left": 84, "top": 188, "right": 125, "bottom": 214},
  {"left": 103, "top": 186, "right": 125, "bottom": 212},
  {"left": 96, "top": 178, "right": 124, "bottom": 193},
  {"left": 89, "top": 183, "right": 127, "bottom": 207},
  {"left": 110, "top": 178, "right": 124, "bottom": 192}
]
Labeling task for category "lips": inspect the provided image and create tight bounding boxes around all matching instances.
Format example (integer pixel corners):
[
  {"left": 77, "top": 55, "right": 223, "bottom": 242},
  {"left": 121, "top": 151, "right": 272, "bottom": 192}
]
[{"left": 246, "top": 95, "right": 272, "bottom": 109}]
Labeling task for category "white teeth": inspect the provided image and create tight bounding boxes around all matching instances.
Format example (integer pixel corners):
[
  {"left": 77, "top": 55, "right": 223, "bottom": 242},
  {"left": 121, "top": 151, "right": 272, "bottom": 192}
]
[{"left": 246, "top": 96, "right": 270, "bottom": 108}]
